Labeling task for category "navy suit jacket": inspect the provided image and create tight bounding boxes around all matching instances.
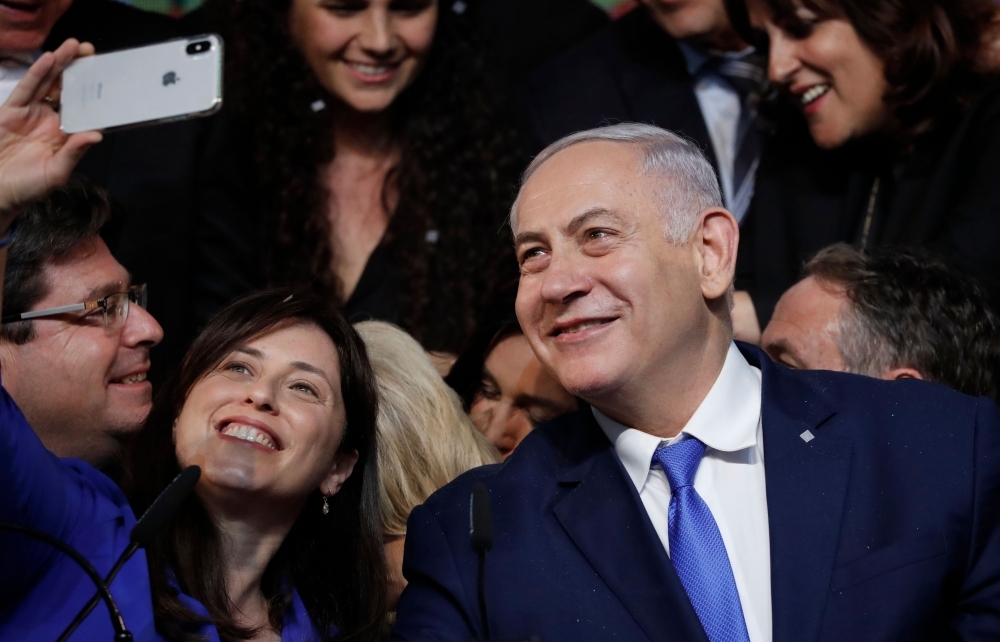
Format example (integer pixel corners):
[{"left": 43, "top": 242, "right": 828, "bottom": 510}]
[
  {"left": 522, "top": 6, "right": 716, "bottom": 169},
  {"left": 393, "top": 344, "right": 1000, "bottom": 641}
]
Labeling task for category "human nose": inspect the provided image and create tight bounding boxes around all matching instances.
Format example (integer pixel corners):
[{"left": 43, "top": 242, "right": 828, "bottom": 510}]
[
  {"left": 244, "top": 377, "right": 278, "bottom": 414},
  {"left": 486, "top": 403, "right": 517, "bottom": 455},
  {"left": 121, "top": 300, "right": 163, "bottom": 348},
  {"left": 767, "top": 30, "right": 801, "bottom": 85},
  {"left": 359, "top": 7, "right": 395, "bottom": 56},
  {"left": 501, "top": 407, "right": 532, "bottom": 450},
  {"left": 538, "top": 251, "right": 592, "bottom": 305}
]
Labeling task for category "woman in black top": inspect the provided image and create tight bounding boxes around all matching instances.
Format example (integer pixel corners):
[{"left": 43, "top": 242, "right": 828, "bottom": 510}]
[
  {"left": 205, "top": 0, "right": 526, "bottom": 357},
  {"left": 738, "top": 0, "right": 1000, "bottom": 332}
]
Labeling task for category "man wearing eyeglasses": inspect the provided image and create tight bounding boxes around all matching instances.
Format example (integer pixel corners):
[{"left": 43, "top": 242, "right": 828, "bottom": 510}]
[{"left": 0, "top": 179, "right": 163, "bottom": 467}]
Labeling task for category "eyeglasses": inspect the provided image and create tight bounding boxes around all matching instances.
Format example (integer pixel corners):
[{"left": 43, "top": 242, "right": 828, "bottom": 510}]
[{"left": 1, "top": 284, "right": 148, "bottom": 331}]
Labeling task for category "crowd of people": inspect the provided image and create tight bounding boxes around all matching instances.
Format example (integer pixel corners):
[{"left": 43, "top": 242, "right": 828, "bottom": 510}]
[{"left": 3, "top": 0, "right": 1000, "bottom": 640}]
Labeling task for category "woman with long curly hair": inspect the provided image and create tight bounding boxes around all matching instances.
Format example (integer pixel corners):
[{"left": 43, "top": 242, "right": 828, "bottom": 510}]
[
  {"left": 205, "top": 0, "right": 526, "bottom": 357},
  {"left": 736, "top": 0, "right": 1000, "bottom": 332}
]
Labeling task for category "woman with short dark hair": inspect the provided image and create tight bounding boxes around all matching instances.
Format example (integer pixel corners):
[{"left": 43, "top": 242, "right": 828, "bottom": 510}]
[
  {"left": 3, "top": 288, "right": 387, "bottom": 642},
  {"left": 124, "top": 289, "right": 385, "bottom": 641},
  {"left": 746, "top": 0, "right": 1000, "bottom": 302}
]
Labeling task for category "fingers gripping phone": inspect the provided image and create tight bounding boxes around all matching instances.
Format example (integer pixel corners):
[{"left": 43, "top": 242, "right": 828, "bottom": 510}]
[{"left": 60, "top": 35, "right": 223, "bottom": 134}]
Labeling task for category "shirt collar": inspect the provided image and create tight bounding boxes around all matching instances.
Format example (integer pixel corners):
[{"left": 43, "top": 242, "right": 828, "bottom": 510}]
[
  {"left": 678, "top": 41, "right": 757, "bottom": 77},
  {"left": 0, "top": 50, "right": 39, "bottom": 68},
  {"left": 594, "top": 342, "right": 762, "bottom": 493}
]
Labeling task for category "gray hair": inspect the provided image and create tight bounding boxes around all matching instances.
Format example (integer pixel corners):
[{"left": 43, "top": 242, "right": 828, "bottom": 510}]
[
  {"left": 510, "top": 123, "right": 723, "bottom": 243},
  {"left": 805, "top": 243, "right": 1000, "bottom": 400}
]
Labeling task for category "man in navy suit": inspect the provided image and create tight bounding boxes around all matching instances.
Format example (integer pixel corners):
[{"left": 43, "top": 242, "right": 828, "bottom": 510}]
[{"left": 392, "top": 123, "right": 1000, "bottom": 642}]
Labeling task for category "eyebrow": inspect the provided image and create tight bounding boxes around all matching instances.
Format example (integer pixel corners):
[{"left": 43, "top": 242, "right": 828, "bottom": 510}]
[
  {"left": 566, "top": 207, "right": 625, "bottom": 235},
  {"left": 233, "top": 346, "right": 265, "bottom": 359},
  {"left": 513, "top": 207, "right": 625, "bottom": 249},
  {"left": 515, "top": 394, "right": 569, "bottom": 413},
  {"left": 513, "top": 230, "right": 546, "bottom": 250},
  {"left": 83, "top": 274, "right": 131, "bottom": 302},
  {"left": 290, "top": 360, "right": 329, "bottom": 379},
  {"left": 233, "top": 346, "right": 331, "bottom": 380}
]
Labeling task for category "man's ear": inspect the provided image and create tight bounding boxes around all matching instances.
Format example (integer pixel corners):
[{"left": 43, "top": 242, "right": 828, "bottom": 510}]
[
  {"left": 321, "top": 449, "right": 360, "bottom": 497},
  {"left": 884, "top": 367, "right": 924, "bottom": 382},
  {"left": 692, "top": 207, "right": 739, "bottom": 301}
]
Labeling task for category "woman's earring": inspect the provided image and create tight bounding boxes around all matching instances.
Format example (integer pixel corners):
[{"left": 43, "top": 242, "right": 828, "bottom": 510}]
[{"left": 321, "top": 495, "right": 330, "bottom": 516}]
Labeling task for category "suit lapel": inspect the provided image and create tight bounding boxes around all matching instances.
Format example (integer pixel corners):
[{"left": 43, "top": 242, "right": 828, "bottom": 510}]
[
  {"left": 552, "top": 414, "right": 709, "bottom": 642},
  {"left": 741, "top": 346, "right": 852, "bottom": 642}
]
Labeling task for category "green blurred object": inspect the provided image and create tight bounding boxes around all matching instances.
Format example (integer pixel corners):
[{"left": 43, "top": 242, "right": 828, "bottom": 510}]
[
  {"left": 124, "top": 0, "right": 202, "bottom": 15},
  {"left": 590, "top": 0, "right": 626, "bottom": 8}
]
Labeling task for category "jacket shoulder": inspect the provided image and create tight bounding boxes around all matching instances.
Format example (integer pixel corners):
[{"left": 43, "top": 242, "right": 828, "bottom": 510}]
[{"left": 742, "top": 342, "right": 987, "bottom": 434}]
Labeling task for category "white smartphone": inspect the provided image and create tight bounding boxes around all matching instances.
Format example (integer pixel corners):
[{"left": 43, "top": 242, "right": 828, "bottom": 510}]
[{"left": 60, "top": 34, "right": 223, "bottom": 134}]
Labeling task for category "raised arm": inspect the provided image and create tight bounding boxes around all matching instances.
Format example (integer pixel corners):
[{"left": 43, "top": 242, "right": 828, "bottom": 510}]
[
  {"left": 0, "top": 38, "right": 102, "bottom": 601},
  {"left": 0, "top": 38, "right": 102, "bottom": 317}
]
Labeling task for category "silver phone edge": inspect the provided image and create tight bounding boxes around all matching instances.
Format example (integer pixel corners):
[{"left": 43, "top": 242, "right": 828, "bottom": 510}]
[{"left": 59, "top": 97, "right": 224, "bottom": 136}]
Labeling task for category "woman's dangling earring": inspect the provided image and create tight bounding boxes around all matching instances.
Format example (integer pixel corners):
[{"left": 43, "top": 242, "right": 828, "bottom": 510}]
[{"left": 322, "top": 494, "right": 330, "bottom": 516}]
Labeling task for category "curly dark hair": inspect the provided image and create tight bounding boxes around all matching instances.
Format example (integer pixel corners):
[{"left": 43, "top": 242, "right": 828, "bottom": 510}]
[
  {"left": 121, "top": 288, "right": 386, "bottom": 642},
  {"left": 760, "top": 0, "right": 998, "bottom": 137},
  {"left": 212, "top": 0, "right": 526, "bottom": 353},
  {"left": 805, "top": 243, "right": 1000, "bottom": 401}
]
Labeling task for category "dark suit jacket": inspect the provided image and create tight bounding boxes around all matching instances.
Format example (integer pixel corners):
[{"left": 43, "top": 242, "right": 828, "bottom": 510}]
[
  {"left": 393, "top": 343, "right": 1000, "bottom": 641},
  {"left": 522, "top": 6, "right": 716, "bottom": 168},
  {"left": 843, "top": 77, "right": 1000, "bottom": 308},
  {"left": 734, "top": 107, "right": 853, "bottom": 325},
  {"left": 737, "top": 77, "right": 1000, "bottom": 325},
  {"left": 464, "top": 0, "right": 608, "bottom": 97},
  {"left": 42, "top": 0, "right": 254, "bottom": 383}
]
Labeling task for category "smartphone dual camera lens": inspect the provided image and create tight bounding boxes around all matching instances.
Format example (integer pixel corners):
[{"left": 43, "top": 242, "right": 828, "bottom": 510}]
[{"left": 186, "top": 41, "right": 211, "bottom": 55}]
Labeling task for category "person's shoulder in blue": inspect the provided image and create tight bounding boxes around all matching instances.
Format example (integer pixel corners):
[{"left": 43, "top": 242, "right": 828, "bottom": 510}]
[
  {"left": 0, "top": 378, "right": 321, "bottom": 640},
  {"left": 0, "top": 288, "right": 386, "bottom": 640}
]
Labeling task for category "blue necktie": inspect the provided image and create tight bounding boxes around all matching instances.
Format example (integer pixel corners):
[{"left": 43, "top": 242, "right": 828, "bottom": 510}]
[{"left": 652, "top": 438, "right": 750, "bottom": 642}]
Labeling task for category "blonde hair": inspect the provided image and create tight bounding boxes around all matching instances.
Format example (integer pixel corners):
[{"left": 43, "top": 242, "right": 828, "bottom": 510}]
[{"left": 354, "top": 321, "right": 499, "bottom": 539}]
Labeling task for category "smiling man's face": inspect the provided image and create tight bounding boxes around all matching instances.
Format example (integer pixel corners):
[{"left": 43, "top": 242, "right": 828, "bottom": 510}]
[
  {"left": 513, "top": 141, "right": 710, "bottom": 404},
  {"left": 0, "top": 237, "right": 164, "bottom": 465},
  {"left": 0, "top": 0, "right": 74, "bottom": 52}
]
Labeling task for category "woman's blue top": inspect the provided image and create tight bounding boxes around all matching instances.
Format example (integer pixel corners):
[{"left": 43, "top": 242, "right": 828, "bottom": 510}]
[{"left": 0, "top": 383, "right": 323, "bottom": 641}]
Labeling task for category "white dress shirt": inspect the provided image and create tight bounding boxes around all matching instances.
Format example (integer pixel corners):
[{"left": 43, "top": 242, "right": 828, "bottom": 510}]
[
  {"left": 678, "top": 44, "right": 758, "bottom": 225},
  {"left": 593, "top": 342, "right": 772, "bottom": 642},
  {"left": 0, "top": 51, "right": 38, "bottom": 105}
]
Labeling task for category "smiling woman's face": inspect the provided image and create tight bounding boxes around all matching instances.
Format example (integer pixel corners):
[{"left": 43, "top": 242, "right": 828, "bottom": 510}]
[
  {"left": 747, "top": 0, "right": 890, "bottom": 148},
  {"left": 173, "top": 322, "right": 357, "bottom": 506},
  {"left": 289, "top": 0, "right": 438, "bottom": 114}
]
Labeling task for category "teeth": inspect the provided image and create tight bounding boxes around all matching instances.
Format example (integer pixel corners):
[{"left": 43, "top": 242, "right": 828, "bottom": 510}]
[
  {"left": 115, "top": 372, "right": 147, "bottom": 384},
  {"left": 221, "top": 424, "right": 276, "bottom": 450},
  {"left": 801, "top": 84, "right": 830, "bottom": 106},
  {"left": 560, "top": 320, "right": 606, "bottom": 335},
  {"left": 348, "top": 62, "right": 392, "bottom": 75}
]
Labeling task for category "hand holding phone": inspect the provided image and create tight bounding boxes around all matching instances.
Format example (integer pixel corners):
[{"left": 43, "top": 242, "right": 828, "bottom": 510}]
[
  {"left": 0, "top": 39, "right": 102, "bottom": 225},
  {"left": 60, "top": 35, "right": 223, "bottom": 134}
]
